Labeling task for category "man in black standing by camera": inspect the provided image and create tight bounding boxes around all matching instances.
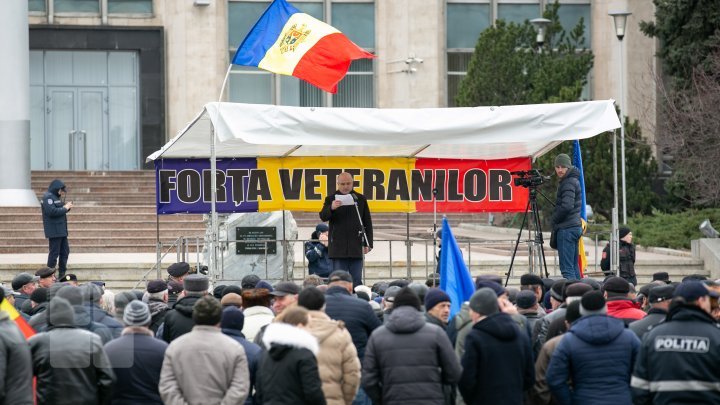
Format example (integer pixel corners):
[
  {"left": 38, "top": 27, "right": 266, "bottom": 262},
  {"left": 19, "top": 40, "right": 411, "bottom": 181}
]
[
  {"left": 320, "top": 172, "right": 373, "bottom": 288},
  {"left": 40, "top": 179, "right": 73, "bottom": 279},
  {"left": 551, "top": 154, "right": 583, "bottom": 280}
]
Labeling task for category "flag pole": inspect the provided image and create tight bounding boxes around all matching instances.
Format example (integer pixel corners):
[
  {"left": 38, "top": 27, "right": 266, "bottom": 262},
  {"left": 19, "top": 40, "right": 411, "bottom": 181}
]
[{"left": 218, "top": 64, "right": 233, "bottom": 102}]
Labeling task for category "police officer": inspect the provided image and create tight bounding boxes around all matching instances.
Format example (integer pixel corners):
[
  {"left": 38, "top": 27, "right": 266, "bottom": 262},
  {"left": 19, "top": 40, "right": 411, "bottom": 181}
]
[
  {"left": 40, "top": 179, "right": 72, "bottom": 279},
  {"left": 631, "top": 281, "right": 720, "bottom": 404}
]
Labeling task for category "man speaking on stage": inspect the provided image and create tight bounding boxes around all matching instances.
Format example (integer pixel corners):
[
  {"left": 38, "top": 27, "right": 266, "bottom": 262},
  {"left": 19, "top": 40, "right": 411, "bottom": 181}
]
[{"left": 320, "top": 172, "right": 373, "bottom": 287}]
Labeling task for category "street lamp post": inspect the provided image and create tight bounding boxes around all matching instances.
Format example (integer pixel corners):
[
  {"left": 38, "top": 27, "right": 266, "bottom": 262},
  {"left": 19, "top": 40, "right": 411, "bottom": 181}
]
[
  {"left": 530, "top": 18, "right": 551, "bottom": 51},
  {"left": 610, "top": 11, "right": 631, "bottom": 225}
]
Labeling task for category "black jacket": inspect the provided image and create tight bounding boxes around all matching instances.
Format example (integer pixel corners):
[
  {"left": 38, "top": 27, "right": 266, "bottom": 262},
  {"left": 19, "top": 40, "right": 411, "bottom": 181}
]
[
  {"left": 28, "top": 298, "right": 115, "bottom": 405},
  {"left": 459, "top": 312, "right": 535, "bottom": 405},
  {"left": 601, "top": 241, "right": 636, "bottom": 277},
  {"left": 162, "top": 295, "right": 200, "bottom": 343},
  {"left": 362, "top": 306, "right": 462, "bottom": 405},
  {"left": 632, "top": 304, "right": 720, "bottom": 405},
  {"left": 628, "top": 307, "right": 667, "bottom": 339},
  {"left": 147, "top": 299, "right": 169, "bottom": 334},
  {"left": 551, "top": 167, "right": 582, "bottom": 230},
  {"left": 0, "top": 311, "right": 34, "bottom": 405},
  {"left": 14, "top": 293, "right": 30, "bottom": 314},
  {"left": 40, "top": 179, "right": 69, "bottom": 239},
  {"left": 84, "top": 302, "right": 123, "bottom": 338},
  {"left": 104, "top": 332, "right": 168, "bottom": 405},
  {"left": 256, "top": 323, "right": 326, "bottom": 405},
  {"left": 324, "top": 286, "right": 381, "bottom": 359},
  {"left": 320, "top": 190, "right": 373, "bottom": 258}
]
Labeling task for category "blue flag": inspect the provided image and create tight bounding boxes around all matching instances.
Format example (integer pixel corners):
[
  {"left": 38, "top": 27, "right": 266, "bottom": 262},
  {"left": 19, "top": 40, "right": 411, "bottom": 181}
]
[
  {"left": 439, "top": 217, "right": 475, "bottom": 317},
  {"left": 572, "top": 140, "right": 587, "bottom": 221}
]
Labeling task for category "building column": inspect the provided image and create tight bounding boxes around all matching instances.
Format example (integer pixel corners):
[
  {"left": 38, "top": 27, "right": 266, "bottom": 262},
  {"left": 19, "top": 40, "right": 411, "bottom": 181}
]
[{"left": 0, "top": 0, "right": 38, "bottom": 207}]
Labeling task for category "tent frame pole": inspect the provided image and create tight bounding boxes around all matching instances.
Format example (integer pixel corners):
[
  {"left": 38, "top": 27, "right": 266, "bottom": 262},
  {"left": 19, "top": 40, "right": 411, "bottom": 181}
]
[{"left": 210, "top": 123, "right": 218, "bottom": 279}]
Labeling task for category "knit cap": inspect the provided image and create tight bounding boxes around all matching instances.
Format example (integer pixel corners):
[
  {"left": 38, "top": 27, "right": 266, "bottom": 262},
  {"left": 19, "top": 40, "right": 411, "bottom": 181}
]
[{"left": 123, "top": 300, "right": 151, "bottom": 327}]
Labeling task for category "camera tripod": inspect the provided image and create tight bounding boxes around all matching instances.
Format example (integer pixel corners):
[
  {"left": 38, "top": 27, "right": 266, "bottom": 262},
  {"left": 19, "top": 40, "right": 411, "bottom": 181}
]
[{"left": 504, "top": 187, "right": 553, "bottom": 287}]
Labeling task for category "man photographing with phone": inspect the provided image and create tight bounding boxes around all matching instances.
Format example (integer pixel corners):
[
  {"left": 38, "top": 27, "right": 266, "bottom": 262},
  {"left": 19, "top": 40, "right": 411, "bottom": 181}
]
[
  {"left": 40, "top": 179, "right": 73, "bottom": 279},
  {"left": 320, "top": 172, "right": 373, "bottom": 287}
]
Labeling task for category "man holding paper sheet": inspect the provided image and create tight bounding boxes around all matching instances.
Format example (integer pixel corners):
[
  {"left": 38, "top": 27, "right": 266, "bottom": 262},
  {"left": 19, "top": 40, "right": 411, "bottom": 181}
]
[{"left": 320, "top": 172, "right": 373, "bottom": 287}]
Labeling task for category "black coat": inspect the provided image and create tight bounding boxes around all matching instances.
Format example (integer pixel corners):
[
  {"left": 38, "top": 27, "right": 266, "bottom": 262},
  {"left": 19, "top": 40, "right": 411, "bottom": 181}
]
[
  {"left": 324, "top": 286, "right": 381, "bottom": 359},
  {"left": 40, "top": 179, "right": 69, "bottom": 239},
  {"left": 632, "top": 304, "right": 720, "bottom": 405},
  {"left": 628, "top": 308, "right": 667, "bottom": 339},
  {"left": 320, "top": 190, "right": 373, "bottom": 258},
  {"left": 0, "top": 312, "right": 34, "bottom": 405},
  {"left": 459, "top": 312, "right": 535, "bottom": 405},
  {"left": 362, "top": 306, "right": 462, "bottom": 405},
  {"left": 601, "top": 241, "right": 636, "bottom": 277},
  {"left": 162, "top": 295, "right": 200, "bottom": 343},
  {"left": 256, "top": 323, "right": 326, "bottom": 405},
  {"left": 551, "top": 167, "right": 582, "bottom": 230},
  {"left": 104, "top": 332, "right": 168, "bottom": 405}
]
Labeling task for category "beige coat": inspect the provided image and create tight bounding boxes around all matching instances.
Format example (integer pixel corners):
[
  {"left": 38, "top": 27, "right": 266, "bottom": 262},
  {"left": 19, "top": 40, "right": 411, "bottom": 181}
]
[
  {"left": 159, "top": 325, "right": 250, "bottom": 405},
  {"left": 534, "top": 334, "right": 564, "bottom": 405},
  {"left": 306, "top": 310, "right": 361, "bottom": 405}
]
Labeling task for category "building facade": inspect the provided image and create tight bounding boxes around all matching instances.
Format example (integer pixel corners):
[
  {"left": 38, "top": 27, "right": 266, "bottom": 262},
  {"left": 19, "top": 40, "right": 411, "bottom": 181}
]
[{"left": 26, "top": 0, "right": 658, "bottom": 170}]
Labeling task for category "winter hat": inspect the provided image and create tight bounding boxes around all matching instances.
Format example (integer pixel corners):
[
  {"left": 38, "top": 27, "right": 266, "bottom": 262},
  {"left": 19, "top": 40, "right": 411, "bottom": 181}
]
[
  {"left": 506, "top": 287, "right": 519, "bottom": 304},
  {"left": 11, "top": 273, "right": 39, "bottom": 291},
  {"left": 619, "top": 227, "right": 631, "bottom": 239},
  {"left": 241, "top": 288, "right": 272, "bottom": 309},
  {"left": 649, "top": 285, "right": 675, "bottom": 303},
  {"left": 168, "top": 280, "right": 184, "bottom": 295},
  {"left": 114, "top": 291, "right": 139, "bottom": 318},
  {"left": 47, "top": 297, "right": 75, "bottom": 327},
  {"left": 315, "top": 223, "right": 329, "bottom": 233},
  {"left": 220, "top": 306, "right": 245, "bottom": 331},
  {"left": 383, "top": 286, "right": 402, "bottom": 303},
  {"left": 192, "top": 296, "right": 222, "bottom": 326},
  {"left": 475, "top": 274, "right": 503, "bottom": 286},
  {"left": 213, "top": 285, "right": 227, "bottom": 299},
  {"left": 55, "top": 285, "right": 83, "bottom": 306},
  {"left": 652, "top": 272, "right": 671, "bottom": 284},
  {"left": 147, "top": 280, "right": 168, "bottom": 294},
  {"left": 424, "top": 288, "right": 451, "bottom": 311},
  {"left": 516, "top": 290, "right": 538, "bottom": 309},
  {"left": 81, "top": 283, "right": 103, "bottom": 303},
  {"left": 549, "top": 279, "right": 566, "bottom": 301},
  {"left": 241, "top": 274, "right": 261, "bottom": 289},
  {"left": 31, "top": 287, "right": 48, "bottom": 304},
  {"left": 554, "top": 153, "right": 572, "bottom": 168},
  {"left": 220, "top": 293, "right": 242, "bottom": 308},
  {"left": 580, "top": 278, "right": 602, "bottom": 291},
  {"left": 580, "top": 291, "right": 607, "bottom": 316},
  {"left": 328, "top": 270, "right": 353, "bottom": 284},
  {"left": 123, "top": 300, "right": 151, "bottom": 327},
  {"left": 392, "top": 287, "right": 422, "bottom": 311},
  {"left": 565, "top": 300, "right": 582, "bottom": 324},
  {"left": 603, "top": 276, "right": 630, "bottom": 294},
  {"left": 184, "top": 274, "right": 209, "bottom": 293},
  {"left": 565, "top": 283, "right": 593, "bottom": 301},
  {"left": 222, "top": 285, "right": 243, "bottom": 297},
  {"left": 167, "top": 262, "right": 190, "bottom": 278},
  {"left": 255, "top": 280, "right": 274, "bottom": 292},
  {"left": 475, "top": 280, "right": 505, "bottom": 297},
  {"left": 298, "top": 287, "right": 326, "bottom": 311},
  {"left": 1, "top": 286, "right": 12, "bottom": 298},
  {"left": 389, "top": 279, "right": 410, "bottom": 289},
  {"left": 469, "top": 288, "right": 499, "bottom": 316},
  {"left": 520, "top": 273, "right": 543, "bottom": 286}
]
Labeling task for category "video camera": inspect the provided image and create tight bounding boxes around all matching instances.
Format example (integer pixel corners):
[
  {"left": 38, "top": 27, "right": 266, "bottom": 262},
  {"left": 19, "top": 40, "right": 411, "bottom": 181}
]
[{"left": 511, "top": 169, "right": 549, "bottom": 188}]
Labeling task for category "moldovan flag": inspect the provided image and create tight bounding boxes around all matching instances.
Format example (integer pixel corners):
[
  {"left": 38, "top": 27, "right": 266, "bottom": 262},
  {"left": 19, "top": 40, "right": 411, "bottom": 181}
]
[
  {"left": 573, "top": 140, "right": 587, "bottom": 278},
  {"left": 231, "top": 0, "right": 374, "bottom": 93},
  {"left": 439, "top": 217, "right": 476, "bottom": 317},
  {"left": 1, "top": 298, "right": 35, "bottom": 339}
]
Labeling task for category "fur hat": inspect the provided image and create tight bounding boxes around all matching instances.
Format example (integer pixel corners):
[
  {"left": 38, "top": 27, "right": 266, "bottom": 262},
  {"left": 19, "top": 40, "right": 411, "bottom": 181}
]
[
  {"left": 183, "top": 274, "right": 209, "bottom": 293},
  {"left": 580, "top": 291, "right": 607, "bottom": 316}
]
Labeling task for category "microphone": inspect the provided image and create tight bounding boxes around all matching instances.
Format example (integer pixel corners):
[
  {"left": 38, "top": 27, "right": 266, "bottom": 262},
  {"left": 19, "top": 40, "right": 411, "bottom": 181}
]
[{"left": 351, "top": 193, "right": 358, "bottom": 202}]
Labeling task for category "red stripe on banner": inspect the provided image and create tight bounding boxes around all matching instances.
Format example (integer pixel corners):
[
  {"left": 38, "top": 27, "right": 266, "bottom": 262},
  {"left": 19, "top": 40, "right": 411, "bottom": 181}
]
[
  {"left": 1, "top": 300, "right": 36, "bottom": 339},
  {"left": 292, "top": 32, "right": 374, "bottom": 93},
  {"left": 414, "top": 158, "right": 531, "bottom": 213}
]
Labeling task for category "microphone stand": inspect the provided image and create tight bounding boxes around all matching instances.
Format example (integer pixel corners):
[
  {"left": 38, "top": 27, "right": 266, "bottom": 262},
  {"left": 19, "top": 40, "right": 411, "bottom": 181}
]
[{"left": 352, "top": 193, "right": 371, "bottom": 249}]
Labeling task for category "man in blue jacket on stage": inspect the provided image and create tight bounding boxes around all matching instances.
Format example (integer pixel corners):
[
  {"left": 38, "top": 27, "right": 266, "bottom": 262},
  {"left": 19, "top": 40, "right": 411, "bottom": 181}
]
[{"left": 40, "top": 179, "right": 73, "bottom": 279}]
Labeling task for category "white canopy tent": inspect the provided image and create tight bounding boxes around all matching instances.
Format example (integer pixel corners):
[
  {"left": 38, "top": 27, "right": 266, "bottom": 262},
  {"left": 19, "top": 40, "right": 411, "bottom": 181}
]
[{"left": 148, "top": 100, "right": 622, "bottom": 276}]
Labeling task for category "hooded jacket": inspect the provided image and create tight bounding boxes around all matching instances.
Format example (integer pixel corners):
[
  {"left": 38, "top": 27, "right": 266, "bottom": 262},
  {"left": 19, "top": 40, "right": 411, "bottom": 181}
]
[
  {"left": 161, "top": 295, "right": 201, "bottom": 343},
  {"left": 551, "top": 167, "right": 582, "bottom": 230},
  {"left": 256, "top": 322, "right": 326, "bottom": 405},
  {"left": 0, "top": 309, "right": 34, "bottom": 404},
  {"left": 305, "top": 310, "right": 361, "bottom": 405},
  {"left": 459, "top": 312, "right": 535, "bottom": 405},
  {"left": 40, "top": 179, "right": 69, "bottom": 239},
  {"left": 159, "top": 325, "right": 250, "bottom": 405},
  {"left": 362, "top": 306, "right": 462, "bottom": 405},
  {"left": 546, "top": 314, "right": 640, "bottom": 405},
  {"left": 631, "top": 304, "right": 720, "bottom": 405},
  {"left": 606, "top": 298, "right": 646, "bottom": 323},
  {"left": 29, "top": 298, "right": 116, "bottom": 405}
]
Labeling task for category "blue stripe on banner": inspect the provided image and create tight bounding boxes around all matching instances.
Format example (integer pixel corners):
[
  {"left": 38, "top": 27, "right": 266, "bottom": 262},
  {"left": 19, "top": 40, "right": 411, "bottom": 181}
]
[{"left": 231, "top": 0, "right": 300, "bottom": 66}]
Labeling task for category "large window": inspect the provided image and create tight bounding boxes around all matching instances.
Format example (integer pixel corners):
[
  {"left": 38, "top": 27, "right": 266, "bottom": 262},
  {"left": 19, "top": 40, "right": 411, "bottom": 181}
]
[
  {"left": 29, "top": 0, "right": 153, "bottom": 15},
  {"left": 446, "top": 0, "right": 591, "bottom": 106},
  {"left": 228, "top": 0, "right": 375, "bottom": 107}
]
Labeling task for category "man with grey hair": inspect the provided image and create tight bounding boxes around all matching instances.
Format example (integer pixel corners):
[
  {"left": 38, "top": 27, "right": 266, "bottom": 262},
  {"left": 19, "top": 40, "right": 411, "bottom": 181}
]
[
  {"left": 145, "top": 279, "right": 169, "bottom": 334},
  {"left": 104, "top": 300, "right": 168, "bottom": 404},
  {"left": 459, "top": 288, "right": 535, "bottom": 404},
  {"left": 161, "top": 274, "right": 209, "bottom": 343},
  {"left": 546, "top": 291, "right": 639, "bottom": 404}
]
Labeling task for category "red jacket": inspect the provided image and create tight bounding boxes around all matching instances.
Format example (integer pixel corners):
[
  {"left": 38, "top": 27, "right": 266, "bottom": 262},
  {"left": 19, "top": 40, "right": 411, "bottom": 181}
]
[{"left": 606, "top": 299, "right": 645, "bottom": 321}]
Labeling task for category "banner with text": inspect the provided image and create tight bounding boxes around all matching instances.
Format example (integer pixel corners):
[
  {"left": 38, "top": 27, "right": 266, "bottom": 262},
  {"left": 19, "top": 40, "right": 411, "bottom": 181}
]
[{"left": 155, "top": 157, "right": 531, "bottom": 214}]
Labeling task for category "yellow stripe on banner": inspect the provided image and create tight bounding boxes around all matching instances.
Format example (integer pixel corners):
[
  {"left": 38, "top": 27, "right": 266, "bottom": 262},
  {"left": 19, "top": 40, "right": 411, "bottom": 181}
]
[
  {"left": 257, "top": 157, "right": 415, "bottom": 213},
  {"left": 1, "top": 299, "right": 20, "bottom": 321},
  {"left": 258, "top": 13, "right": 339, "bottom": 75}
]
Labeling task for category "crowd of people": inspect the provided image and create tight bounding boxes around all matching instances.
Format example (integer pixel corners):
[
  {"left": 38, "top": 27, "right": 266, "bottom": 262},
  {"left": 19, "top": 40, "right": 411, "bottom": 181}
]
[{"left": 2, "top": 262, "right": 720, "bottom": 405}]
